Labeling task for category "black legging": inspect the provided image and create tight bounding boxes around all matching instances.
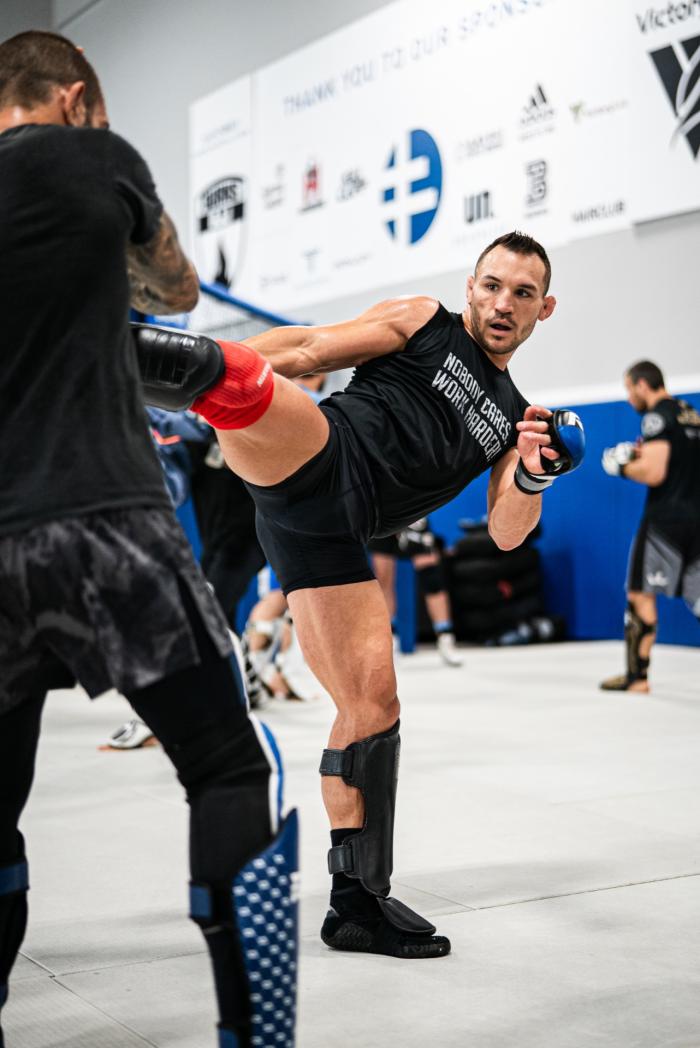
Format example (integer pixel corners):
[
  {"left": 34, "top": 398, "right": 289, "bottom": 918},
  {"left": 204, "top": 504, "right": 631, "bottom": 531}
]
[{"left": 0, "top": 583, "right": 274, "bottom": 1041}]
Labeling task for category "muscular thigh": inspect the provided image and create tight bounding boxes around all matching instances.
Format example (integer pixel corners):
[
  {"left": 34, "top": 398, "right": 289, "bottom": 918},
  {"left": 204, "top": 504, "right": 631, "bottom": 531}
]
[
  {"left": 288, "top": 580, "right": 395, "bottom": 706},
  {"left": 216, "top": 375, "right": 330, "bottom": 487}
]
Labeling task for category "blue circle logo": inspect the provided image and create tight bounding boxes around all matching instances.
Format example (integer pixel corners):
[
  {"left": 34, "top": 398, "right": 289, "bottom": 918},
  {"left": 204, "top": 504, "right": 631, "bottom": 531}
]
[{"left": 382, "top": 128, "right": 443, "bottom": 244}]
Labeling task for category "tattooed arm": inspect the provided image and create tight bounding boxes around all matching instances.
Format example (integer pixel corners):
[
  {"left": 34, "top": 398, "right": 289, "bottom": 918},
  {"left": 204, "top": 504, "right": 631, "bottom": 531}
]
[{"left": 127, "top": 211, "right": 199, "bottom": 314}]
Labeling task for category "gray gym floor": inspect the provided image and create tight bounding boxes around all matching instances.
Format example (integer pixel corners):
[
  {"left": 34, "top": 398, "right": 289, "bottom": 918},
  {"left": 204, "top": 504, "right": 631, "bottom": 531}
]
[{"left": 4, "top": 640, "right": 700, "bottom": 1048}]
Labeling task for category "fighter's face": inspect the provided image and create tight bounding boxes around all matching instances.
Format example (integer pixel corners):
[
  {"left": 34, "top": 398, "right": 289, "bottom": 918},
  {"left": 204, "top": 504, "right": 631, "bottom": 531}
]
[
  {"left": 466, "top": 246, "right": 554, "bottom": 357},
  {"left": 625, "top": 375, "right": 648, "bottom": 413}
]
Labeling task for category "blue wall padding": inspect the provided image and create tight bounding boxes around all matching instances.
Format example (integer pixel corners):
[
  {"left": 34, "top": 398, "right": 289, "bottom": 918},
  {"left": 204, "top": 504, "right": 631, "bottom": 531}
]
[{"left": 429, "top": 392, "right": 700, "bottom": 648}]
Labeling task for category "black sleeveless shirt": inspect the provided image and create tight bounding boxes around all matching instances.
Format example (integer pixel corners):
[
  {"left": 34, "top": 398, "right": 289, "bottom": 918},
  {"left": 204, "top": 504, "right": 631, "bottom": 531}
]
[{"left": 322, "top": 303, "right": 529, "bottom": 536}]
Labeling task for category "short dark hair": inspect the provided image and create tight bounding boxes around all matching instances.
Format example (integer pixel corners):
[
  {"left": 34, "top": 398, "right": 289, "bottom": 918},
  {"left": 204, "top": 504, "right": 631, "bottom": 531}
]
[
  {"left": 626, "top": 360, "right": 665, "bottom": 390},
  {"left": 0, "top": 30, "right": 103, "bottom": 115},
  {"left": 475, "top": 230, "right": 552, "bottom": 294}
]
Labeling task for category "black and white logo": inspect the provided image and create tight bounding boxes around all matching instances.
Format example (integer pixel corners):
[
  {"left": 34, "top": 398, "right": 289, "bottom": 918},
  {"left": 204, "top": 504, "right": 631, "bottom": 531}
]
[
  {"left": 337, "top": 169, "right": 367, "bottom": 202},
  {"left": 302, "top": 247, "right": 321, "bottom": 274},
  {"left": 455, "top": 130, "right": 503, "bottom": 160},
  {"left": 572, "top": 200, "right": 626, "bottom": 224},
  {"left": 649, "top": 34, "right": 700, "bottom": 157},
  {"left": 519, "top": 84, "right": 555, "bottom": 138},
  {"left": 636, "top": 3, "right": 700, "bottom": 34},
  {"left": 262, "top": 165, "right": 285, "bottom": 209},
  {"left": 525, "top": 159, "right": 548, "bottom": 210},
  {"left": 195, "top": 176, "right": 246, "bottom": 288},
  {"left": 197, "top": 176, "right": 245, "bottom": 232},
  {"left": 642, "top": 411, "right": 666, "bottom": 437},
  {"left": 464, "top": 190, "right": 494, "bottom": 224}
]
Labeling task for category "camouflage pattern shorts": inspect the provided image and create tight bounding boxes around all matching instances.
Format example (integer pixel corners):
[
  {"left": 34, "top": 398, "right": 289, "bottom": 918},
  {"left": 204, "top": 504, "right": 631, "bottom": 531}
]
[{"left": 0, "top": 507, "right": 232, "bottom": 715}]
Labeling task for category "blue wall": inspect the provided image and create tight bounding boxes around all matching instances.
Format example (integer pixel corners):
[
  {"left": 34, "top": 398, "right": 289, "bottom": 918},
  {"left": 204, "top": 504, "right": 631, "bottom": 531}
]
[{"left": 430, "top": 392, "right": 700, "bottom": 648}]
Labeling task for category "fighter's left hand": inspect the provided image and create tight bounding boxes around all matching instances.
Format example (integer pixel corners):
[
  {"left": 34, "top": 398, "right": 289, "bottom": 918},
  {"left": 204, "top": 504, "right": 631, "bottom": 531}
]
[
  {"left": 513, "top": 406, "right": 586, "bottom": 496},
  {"left": 516, "top": 405, "right": 558, "bottom": 475}
]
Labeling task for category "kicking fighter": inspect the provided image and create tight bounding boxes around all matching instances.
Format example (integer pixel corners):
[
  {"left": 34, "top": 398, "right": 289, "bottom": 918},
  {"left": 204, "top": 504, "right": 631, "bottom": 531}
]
[
  {"left": 0, "top": 31, "right": 296, "bottom": 1048},
  {"left": 600, "top": 361, "right": 700, "bottom": 691},
  {"left": 134, "top": 231, "right": 585, "bottom": 959}
]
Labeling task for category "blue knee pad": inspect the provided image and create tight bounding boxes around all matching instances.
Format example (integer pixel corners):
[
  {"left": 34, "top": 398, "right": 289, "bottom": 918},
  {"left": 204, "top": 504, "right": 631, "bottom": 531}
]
[{"left": 0, "top": 861, "right": 28, "bottom": 896}]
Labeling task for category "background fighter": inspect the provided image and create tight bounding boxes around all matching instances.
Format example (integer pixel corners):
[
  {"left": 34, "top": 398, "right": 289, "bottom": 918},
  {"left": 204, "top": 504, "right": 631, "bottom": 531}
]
[
  {"left": 135, "top": 231, "right": 585, "bottom": 960},
  {"left": 601, "top": 360, "right": 700, "bottom": 692}
]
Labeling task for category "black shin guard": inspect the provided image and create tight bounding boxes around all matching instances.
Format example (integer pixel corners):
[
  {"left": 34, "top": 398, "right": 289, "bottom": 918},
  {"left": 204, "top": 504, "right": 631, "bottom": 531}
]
[
  {"left": 624, "top": 602, "right": 656, "bottom": 683},
  {"left": 321, "top": 721, "right": 400, "bottom": 898},
  {"left": 320, "top": 723, "right": 450, "bottom": 959}
]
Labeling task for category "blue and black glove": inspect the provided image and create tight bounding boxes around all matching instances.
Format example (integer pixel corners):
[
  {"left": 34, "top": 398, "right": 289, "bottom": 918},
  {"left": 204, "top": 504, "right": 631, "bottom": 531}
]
[{"left": 514, "top": 409, "right": 586, "bottom": 495}]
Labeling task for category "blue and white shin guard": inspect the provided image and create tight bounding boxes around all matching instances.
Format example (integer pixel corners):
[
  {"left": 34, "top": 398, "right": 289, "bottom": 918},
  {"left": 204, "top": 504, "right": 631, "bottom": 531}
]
[{"left": 190, "top": 716, "right": 299, "bottom": 1048}]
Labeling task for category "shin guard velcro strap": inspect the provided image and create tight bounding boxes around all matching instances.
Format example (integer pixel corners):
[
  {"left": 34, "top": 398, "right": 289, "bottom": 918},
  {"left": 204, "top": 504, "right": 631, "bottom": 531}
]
[
  {"left": 132, "top": 324, "right": 225, "bottom": 412},
  {"left": 320, "top": 721, "right": 400, "bottom": 898},
  {"left": 624, "top": 602, "right": 656, "bottom": 681},
  {"left": 0, "top": 860, "right": 28, "bottom": 896}
]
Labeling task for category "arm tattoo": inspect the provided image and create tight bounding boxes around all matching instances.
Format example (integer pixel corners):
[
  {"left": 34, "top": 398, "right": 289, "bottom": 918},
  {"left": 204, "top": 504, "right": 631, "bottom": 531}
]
[{"left": 126, "top": 212, "right": 198, "bottom": 313}]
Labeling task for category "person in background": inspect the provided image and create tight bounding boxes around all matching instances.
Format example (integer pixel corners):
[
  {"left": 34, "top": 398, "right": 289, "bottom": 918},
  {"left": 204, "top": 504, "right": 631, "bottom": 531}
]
[
  {"left": 600, "top": 360, "right": 700, "bottom": 692},
  {"left": 369, "top": 519, "right": 463, "bottom": 666}
]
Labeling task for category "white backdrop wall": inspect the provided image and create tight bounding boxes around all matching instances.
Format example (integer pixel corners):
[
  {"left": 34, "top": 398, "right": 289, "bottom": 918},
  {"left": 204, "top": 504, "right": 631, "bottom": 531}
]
[{"left": 31, "top": 0, "right": 700, "bottom": 402}]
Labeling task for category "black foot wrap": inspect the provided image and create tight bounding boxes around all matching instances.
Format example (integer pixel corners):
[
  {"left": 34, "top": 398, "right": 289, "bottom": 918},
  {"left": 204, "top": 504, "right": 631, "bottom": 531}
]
[
  {"left": 131, "top": 323, "right": 224, "bottom": 411},
  {"left": 320, "top": 721, "right": 400, "bottom": 897},
  {"left": 321, "top": 889, "right": 450, "bottom": 959}
]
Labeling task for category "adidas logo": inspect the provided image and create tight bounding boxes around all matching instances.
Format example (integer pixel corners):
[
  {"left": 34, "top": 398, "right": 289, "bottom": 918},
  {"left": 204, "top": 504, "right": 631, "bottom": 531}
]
[
  {"left": 520, "top": 84, "right": 555, "bottom": 126},
  {"left": 646, "top": 571, "right": 669, "bottom": 588}
]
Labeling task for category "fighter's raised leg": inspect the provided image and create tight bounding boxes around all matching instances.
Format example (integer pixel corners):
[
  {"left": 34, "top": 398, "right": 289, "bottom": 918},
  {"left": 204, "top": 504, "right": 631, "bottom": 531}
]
[{"left": 132, "top": 324, "right": 329, "bottom": 487}]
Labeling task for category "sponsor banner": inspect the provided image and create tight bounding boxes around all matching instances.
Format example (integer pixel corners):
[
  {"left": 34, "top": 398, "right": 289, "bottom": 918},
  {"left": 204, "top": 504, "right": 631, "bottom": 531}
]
[
  {"left": 189, "top": 0, "right": 700, "bottom": 310},
  {"left": 189, "top": 78, "right": 253, "bottom": 296},
  {"left": 628, "top": 0, "right": 700, "bottom": 221},
  {"left": 243, "top": 0, "right": 561, "bottom": 309}
]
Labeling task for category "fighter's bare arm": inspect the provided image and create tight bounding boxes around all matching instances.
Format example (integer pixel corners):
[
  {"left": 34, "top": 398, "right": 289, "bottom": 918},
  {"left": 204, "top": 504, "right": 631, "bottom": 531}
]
[
  {"left": 127, "top": 211, "right": 199, "bottom": 315},
  {"left": 623, "top": 440, "right": 670, "bottom": 487},
  {"left": 243, "top": 295, "right": 440, "bottom": 379},
  {"left": 487, "top": 405, "right": 558, "bottom": 550}
]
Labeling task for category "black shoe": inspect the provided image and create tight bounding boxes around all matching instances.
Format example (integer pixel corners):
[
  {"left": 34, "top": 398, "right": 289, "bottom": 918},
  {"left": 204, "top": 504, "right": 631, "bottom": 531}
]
[{"left": 321, "top": 888, "right": 450, "bottom": 959}]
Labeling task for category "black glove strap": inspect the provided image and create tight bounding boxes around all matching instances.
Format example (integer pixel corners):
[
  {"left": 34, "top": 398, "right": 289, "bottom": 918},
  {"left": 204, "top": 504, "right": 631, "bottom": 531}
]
[{"left": 514, "top": 459, "right": 555, "bottom": 496}]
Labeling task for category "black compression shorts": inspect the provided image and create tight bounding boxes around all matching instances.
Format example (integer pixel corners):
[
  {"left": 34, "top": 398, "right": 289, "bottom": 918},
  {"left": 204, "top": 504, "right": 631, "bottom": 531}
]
[{"left": 245, "top": 408, "right": 377, "bottom": 595}]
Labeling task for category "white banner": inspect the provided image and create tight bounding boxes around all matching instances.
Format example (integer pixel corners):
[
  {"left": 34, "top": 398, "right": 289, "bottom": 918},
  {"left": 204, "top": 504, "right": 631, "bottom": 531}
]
[{"left": 190, "top": 0, "right": 700, "bottom": 310}]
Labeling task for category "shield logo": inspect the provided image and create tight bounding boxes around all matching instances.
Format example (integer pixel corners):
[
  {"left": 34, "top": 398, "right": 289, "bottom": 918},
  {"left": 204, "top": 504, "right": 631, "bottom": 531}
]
[{"left": 194, "top": 175, "right": 247, "bottom": 289}]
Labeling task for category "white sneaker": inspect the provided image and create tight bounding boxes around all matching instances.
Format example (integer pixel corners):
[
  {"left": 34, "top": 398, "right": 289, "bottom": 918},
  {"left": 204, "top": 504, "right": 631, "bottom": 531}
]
[
  {"left": 105, "top": 719, "right": 157, "bottom": 749},
  {"left": 436, "top": 632, "right": 463, "bottom": 667}
]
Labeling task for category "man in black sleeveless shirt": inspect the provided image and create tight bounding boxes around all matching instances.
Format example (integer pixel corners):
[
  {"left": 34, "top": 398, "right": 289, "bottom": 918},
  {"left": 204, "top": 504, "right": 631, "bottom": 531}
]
[
  {"left": 600, "top": 360, "right": 700, "bottom": 692},
  {"left": 135, "top": 230, "right": 584, "bottom": 963},
  {"left": 0, "top": 32, "right": 297, "bottom": 1048}
]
